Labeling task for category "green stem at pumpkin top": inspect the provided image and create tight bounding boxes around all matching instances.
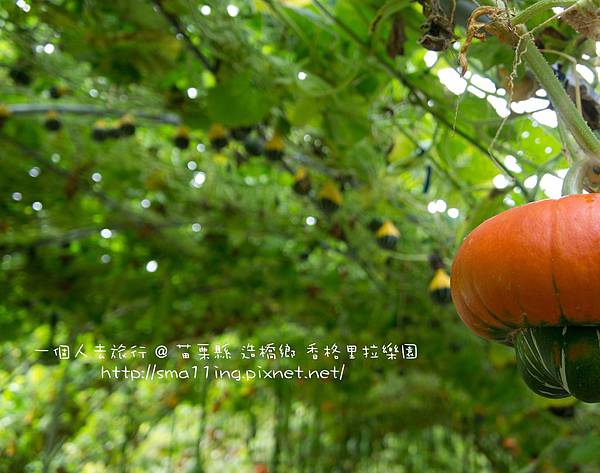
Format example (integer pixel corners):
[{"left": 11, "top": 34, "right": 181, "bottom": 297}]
[
  {"left": 517, "top": 31, "right": 600, "bottom": 161},
  {"left": 561, "top": 159, "right": 589, "bottom": 195}
]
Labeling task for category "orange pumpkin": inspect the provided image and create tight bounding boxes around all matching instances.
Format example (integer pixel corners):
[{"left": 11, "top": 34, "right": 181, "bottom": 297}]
[
  {"left": 452, "top": 194, "right": 600, "bottom": 402},
  {"left": 452, "top": 194, "right": 600, "bottom": 341}
]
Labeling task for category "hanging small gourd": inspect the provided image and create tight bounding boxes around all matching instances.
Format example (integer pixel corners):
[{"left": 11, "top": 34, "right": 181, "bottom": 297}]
[
  {"left": 264, "top": 133, "right": 284, "bottom": 160},
  {"left": 174, "top": 126, "right": 190, "bottom": 149},
  {"left": 9, "top": 66, "right": 31, "bottom": 86},
  {"left": 0, "top": 105, "right": 11, "bottom": 128},
  {"left": 428, "top": 252, "right": 451, "bottom": 304},
  {"left": 92, "top": 120, "right": 107, "bottom": 142},
  {"left": 318, "top": 181, "right": 342, "bottom": 213},
  {"left": 293, "top": 167, "right": 311, "bottom": 195},
  {"left": 231, "top": 126, "right": 252, "bottom": 141},
  {"left": 452, "top": 194, "right": 600, "bottom": 402},
  {"left": 106, "top": 122, "right": 122, "bottom": 139},
  {"left": 118, "top": 114, "right": 136, "bottom": 136},
  {"left": 44, "top": 111, "right": 61, "bottom": 131},
  {"left": 49, "top": 85, "right": 68, "bottom": 99},
  {"left": 243, "top": 136, "right": 263, "bottom": 157},
  {"left": 375, "top": 220, "right": 400, "bottom": 250},
  {"left": 208, "top": 123, "right": 228, "bottom": 150}
]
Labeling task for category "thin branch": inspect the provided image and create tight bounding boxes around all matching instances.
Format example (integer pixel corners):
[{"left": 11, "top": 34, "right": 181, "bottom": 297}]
[
  {"left": 6, "top": 103, "right": 181, "bottom": 125},
  {"left": 152, "top": 0, "right": 216, "bottom": 73},
  {"left": 310, "top": 0, "right": 532, "bottom": 200}
]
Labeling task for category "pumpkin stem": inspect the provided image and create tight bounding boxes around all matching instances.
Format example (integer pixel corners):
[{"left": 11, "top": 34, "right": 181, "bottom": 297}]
[
  {"left": 517, "top": 31, "right": 600, "bottom": 161},
  {"left": 562, "top": 159, "right": 590, "bottom": 195}
]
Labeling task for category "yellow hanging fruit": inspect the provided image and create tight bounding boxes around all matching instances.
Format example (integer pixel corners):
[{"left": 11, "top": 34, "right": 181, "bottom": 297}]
[
  {"left": 118, "top": 114, "right": 135, "bottom": 136},
  {"left": 0, "top": 105, "right": 11, "bottom": 128},
  {"left": 429, "top": 268, "right": 451, "bottom": 305},
  {"left": 92, "top": 120, "right": 107, "bottom": 141},
  {"left": 319, "top": 181, "right": 342, "bottom": 213},
  {"left": 208, "top": 123, "right": 228, "bottom": 150},
  {"left": 44, "top": 111, "right": 61, "bottom": 131},
  {"left": 293, "top": 167, "right": 311, "bottom": 195},
  {"left": 174, "top": 126, "right": 190, "bottom": 149},
  {"left": 49, "top": 85, "right": 68, "bottom": 99},
  {"left": 375, "top": 220, "right": 400, "bottom": 250},
  {"left": 265, "top": 133, "right": 284, "bottom": 160}
]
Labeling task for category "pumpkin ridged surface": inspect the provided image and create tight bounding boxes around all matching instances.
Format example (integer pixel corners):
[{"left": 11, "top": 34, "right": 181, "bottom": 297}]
[{"left": 452, "top": 194, "right": 600, "bottom": 342}]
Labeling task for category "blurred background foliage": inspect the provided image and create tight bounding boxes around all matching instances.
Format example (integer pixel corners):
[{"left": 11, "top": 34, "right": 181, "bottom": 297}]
[{"left": 0, "top": 0, "right": 598, "bottom": 472}]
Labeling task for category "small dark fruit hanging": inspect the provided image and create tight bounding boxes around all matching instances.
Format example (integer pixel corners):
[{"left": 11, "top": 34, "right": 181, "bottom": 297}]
[
  {"left": 92, "top": 120, "right": 108, "bottom": 141},
  {"left": 328, "top": 223, "right": 345, "bottom": 241},
  {"left": 231, "top": 126, "right": 253, "bottom": 141},
  {"left": 44, "top": 111, "right": 62, "bottom": 131},
  {"left": 243, "top": 136, "right": 264, "bottom": 157},
  {"left": 118, "top": 114, "right": 136, "bottom": 136},
  {"left": 9, "top": 66, "right": 31, "bottom": 86},
  {"left": 318, "top": 181, "right": 343, "bottom": 213},
  {"left": 265, "top": 134, "right": 284, "bottom": 160},
  {"left": 375, "top": 220, "right": 400, "bottom": 250},
  {"left": 106, "top": 124, "right": 122, "bottom": 139},
  {"left": 293, "top": 167, "right": 311, "bottom": 195},
  {"left": 49, "top": 85, "right": 68, "bottom": 99},
  {"left": 174, "top": 126, "right": 190, "bottom": 149},
  {"left": 208, "top": 123, "right": 228, "bottom": 150}
]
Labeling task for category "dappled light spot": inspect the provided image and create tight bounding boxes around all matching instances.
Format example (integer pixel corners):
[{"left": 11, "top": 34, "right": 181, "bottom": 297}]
[
  {"left": 227, "top": 5, "right": 240, "bottom": 17},
  {"left": 493, "top": 175, "right": 509, "bottom": 189},
  {"left": 16, "top": 0, "right": 31, "bottom": 13},
  {"left": 576, "top": 64, "right": 594, "bottom": 83},
  {"left": 539, "top": 170, "right": 568, "bottom": 199},
  {"left": 146, "top": 260, "right": 158, "bottom": 272},
  {"left": 487, "top": 96, "right": 510, "bottom": 118},
  {"left": 524, "top": 176, "right": 538, "bottom": 189},
  {"left": 424, "top": 51, "right": 437, "bottom": 68},
  {"left": 191, "top": 171, "right": 206, "bottom": 188},
  {"left": 532, "top": 109, "right": 558, "bottom": 128},
  {"left": 437, "top": 68, "right": 466, "bottom": 95},
  {"left": 504, "top": 155, "right": 522, "bottom": 173},
  {"left": 470, "top": 74, "right": 496, "bottom": 94},
  {"left": 447, "top": 208, "right": 459, "bottom": 219},
  {"left": 427, "top": 200, "right": 447, "bottom": 214}
]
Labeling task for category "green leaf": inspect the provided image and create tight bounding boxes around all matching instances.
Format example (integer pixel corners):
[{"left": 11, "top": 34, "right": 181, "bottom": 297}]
[
  {"left": 369, "top": 0, "right": 412, "bottom": 35},
  {"left": 206, "top": 74, "right": 276, "bottom": 127},
  {"left": 456, "top": 189, "right": 508, "bottom": 244}
]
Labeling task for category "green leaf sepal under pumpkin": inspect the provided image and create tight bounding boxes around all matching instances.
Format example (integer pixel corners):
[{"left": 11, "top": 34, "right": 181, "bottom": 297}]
[{"left": 515, "top": 326, "right": 600, "bottom": 403}]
